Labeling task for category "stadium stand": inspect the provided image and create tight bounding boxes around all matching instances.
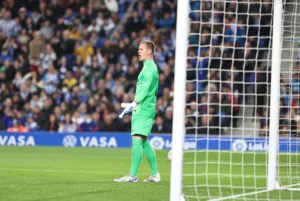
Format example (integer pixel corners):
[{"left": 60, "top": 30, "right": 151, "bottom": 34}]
[
  {"left": 0, "top": 0, "right": 177, "bottom": 133},
  {"left": 0, "top": 0, "right": 292, "bottom": 136},
  {"left": 187, "top": 0, "right": 274, "bottom": 136}
]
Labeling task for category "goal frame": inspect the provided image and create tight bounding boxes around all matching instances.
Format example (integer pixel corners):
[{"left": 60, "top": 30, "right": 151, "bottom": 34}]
[
  {"left": 169, "top": 0, "right": 294, "bottom": 200},
  {"left": 267, "top": 0, "right": 282, "bottom": 192},
  {"left": 169, "top": 0, "right": 189, "bottom": 200}
]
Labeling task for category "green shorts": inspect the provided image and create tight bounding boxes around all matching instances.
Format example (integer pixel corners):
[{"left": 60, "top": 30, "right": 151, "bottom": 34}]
[{"left": 131, "top": 114, "right": 154, "bottom": 136}]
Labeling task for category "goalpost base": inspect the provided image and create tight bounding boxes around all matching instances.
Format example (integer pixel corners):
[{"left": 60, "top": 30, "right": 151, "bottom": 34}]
[{"left": 277, "top": 181, "right": 300, "bottom": 191}]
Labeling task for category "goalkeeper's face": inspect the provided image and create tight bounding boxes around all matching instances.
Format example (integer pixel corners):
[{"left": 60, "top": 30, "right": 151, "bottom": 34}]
[{"left": 138, "top": 43, "right": 152, "bottom": 61}]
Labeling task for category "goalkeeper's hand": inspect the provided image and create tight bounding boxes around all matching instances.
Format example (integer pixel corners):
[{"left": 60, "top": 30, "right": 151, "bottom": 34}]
[{"left": 118, "top": 101, "right": 137, "bottom": 118}]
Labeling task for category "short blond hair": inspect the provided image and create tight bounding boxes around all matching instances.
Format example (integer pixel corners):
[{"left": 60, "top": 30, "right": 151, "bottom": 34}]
[{"left": 140, "top": 40, "right": 156, "bottom": 54}]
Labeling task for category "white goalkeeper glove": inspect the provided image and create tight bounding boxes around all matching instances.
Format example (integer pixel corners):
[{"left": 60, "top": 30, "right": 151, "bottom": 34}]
[{"left": 119, "top": 101, "right": 137, "bottom": 118}]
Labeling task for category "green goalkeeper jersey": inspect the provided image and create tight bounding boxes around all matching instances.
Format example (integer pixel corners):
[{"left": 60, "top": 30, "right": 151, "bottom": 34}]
[{"left": 133, "top": 60, "right": 159, "bottom": 118}]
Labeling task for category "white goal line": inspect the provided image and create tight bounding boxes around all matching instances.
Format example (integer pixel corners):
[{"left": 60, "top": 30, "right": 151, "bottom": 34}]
[
  {"left": 184, "top": 150, "right": 300, "bottom": 155},
  {"left": 207, "top": 182, "right": 300, "bottom": 201},
  {"left": 185, "top": 136, "right": 300, "bottom": 142}
]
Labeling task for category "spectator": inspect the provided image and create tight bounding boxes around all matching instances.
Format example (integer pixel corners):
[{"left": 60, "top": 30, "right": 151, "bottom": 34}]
[
  {"left": 29, "top": 31, "right": 44, "bottom": 68},
  {"left": 3, "top": 59, "right": 16, "bottom": 81},
  {"left": 7, "top": 119, "right": 28, "bottom": 132},
  {"left": 63, "top": 8, "right": 74, "bottom": 26},
  {"left": 152, "top": 115, "right": 171, "bottom": 133},
  {"left": 25, "top": 113, "right": 40, "bottom": 131},
  {"left": 102, "top": 17, "right": 115, "bottom": 36},
  {"left": 30, "top": 93, "right": 43, "bottom": 109},
  {"left": 198, "top": 114, "right": 219, "bottom": 135},
  {"left": 164, "top": 106, "right": 173, "bottom": 130},
  {"left": 41, "top": 64, "right": 59, "bottom": 95},
  {"left": 75, "top": 40, "right": 94, "bottom": 64},
  {"left": 87, "top": 20, "right": 100, "bottom": 33},
  {"left": 77, "top": 113, "right": 99, "bottom": 132},
  {"left": 69, "top": 24, "right": 81, "bottom": 40},
  {"left": 40, "top": 44, "right": 57, "bottom": 70},
  {"left": 157, "top": 12, "right": 175, "bottom": 29},
  {"left": 40, "top": 19, "right": 54, "bottom": 40},
  {"left": 100, "top": 114, "right": 117, "bottom": 132},
  {"left": 0, "top": 11, "right": 17, "bottom": 37},
  {"left": 2, "top": 36, "right": 18, "bottom": 58},
  {"left": 185, "top": 117, "right": 195, "bottom": 134},
  {"left": 71, "top": 110, "right": 83, "bottom": 124},
  {"left": 17, "top": 28, "right": 30, "bottom": 45},
  {"left": 119, "top": 115, "right": 131, "bottom": 132},
  {"left": 63, "top": 71, "right": 77, "bottom": 89},
  {"left": 2, "top": 108, "right": 14, "bottom": 129},
  {"left": 45, "top": 114, "right": 59, "bottom": 132},
  {"left": 59, "top": 113, "right": 77, "bottom": 133}
]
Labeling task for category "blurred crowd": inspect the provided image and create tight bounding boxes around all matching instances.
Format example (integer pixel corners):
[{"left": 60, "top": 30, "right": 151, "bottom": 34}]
[
  {"left": 185, "top": 0, "right": 300, "bottom": 137},
  {"left": 1, "top": 0, "right": 298, "bottom": 137},
  {"left": 186, "top": 0, "right": 273, "bottom": 135},
  {"left": 277, "top": 64, "right": 300, "bottom": 137},
  {"left": 0, "top": 0, "right": 176, "bottom": 133}
]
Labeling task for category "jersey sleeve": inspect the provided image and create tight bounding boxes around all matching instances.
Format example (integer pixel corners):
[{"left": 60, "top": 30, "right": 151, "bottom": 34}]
[{"left": 135, "top": 69, "right": 153, "bottom": 103}]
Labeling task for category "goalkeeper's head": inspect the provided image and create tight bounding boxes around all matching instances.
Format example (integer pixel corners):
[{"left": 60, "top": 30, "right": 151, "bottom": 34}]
[{"left": 138, "top": 40, "right": 155, "bottom": 62}]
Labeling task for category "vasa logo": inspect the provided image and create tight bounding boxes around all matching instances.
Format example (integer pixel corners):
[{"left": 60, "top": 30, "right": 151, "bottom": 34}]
[
  {"left": 0, "top": 135, "right": 35, "bottom": 146},
  {"left": 79, "top": 136, "right": 117, "bottom": 147},
  {"left": 62, "top": 135, "right": 77, "bottom": 147}
]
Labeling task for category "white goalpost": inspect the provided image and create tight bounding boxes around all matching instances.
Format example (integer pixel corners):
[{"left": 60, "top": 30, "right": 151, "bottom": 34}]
[
  {"left": 267, "top": 0, "right": 282, "bottom": 192},
  {"left": 171, "top": 0, "right": 300, "bottom": 200},
  {"left": 170, "top": 0, "right": 189, "bottom": 200}
]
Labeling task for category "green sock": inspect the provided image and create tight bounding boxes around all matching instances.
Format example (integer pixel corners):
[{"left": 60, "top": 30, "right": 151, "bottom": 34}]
[
  {"left": 129, "top": 138, "right": 143, "bottom": 177},
  {"left": 143, "top": 140, "right": 158, "bottom": 175}
]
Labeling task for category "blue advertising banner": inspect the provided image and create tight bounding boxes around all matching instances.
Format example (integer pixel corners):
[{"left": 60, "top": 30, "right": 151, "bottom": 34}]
[{"left": 0, "top": 132, "right": 299, "bottom": 152}]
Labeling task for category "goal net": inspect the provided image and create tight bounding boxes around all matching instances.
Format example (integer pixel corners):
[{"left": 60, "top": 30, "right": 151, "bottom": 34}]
[{"left": 171, "top": 0, "right": 300, "bottom": 200}]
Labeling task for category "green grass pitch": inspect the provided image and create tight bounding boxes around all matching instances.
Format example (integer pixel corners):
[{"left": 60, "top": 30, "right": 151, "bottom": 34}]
[{"left": 1, "top": 147, "right": 300, "bottom": 201}]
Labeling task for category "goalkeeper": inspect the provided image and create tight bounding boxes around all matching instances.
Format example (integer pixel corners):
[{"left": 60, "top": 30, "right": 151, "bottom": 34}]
[{"left": 114, "top": 41, "right": 160, "bottom": 183}]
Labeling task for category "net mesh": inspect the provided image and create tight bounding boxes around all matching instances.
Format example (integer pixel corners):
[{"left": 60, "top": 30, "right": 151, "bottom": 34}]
[{"left": 182, "top": 0, "right": 300, "bottom": 200}]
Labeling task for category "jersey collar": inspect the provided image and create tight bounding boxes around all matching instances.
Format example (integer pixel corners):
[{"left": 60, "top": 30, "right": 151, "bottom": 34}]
[{"left": 143, "top": 60, "right": 153, "bottom": 65}]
